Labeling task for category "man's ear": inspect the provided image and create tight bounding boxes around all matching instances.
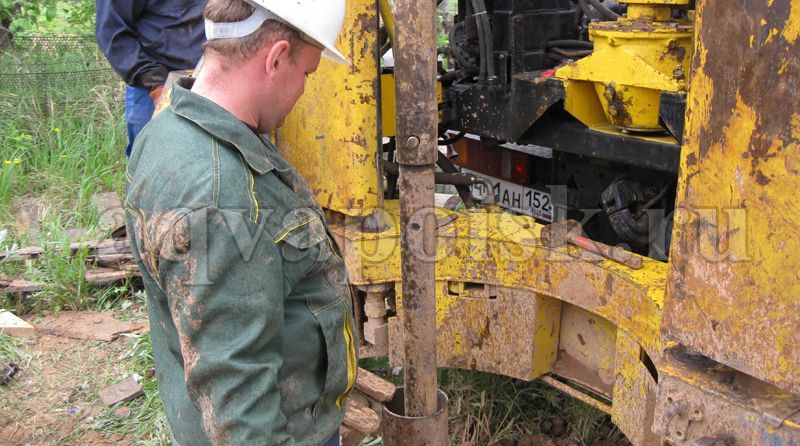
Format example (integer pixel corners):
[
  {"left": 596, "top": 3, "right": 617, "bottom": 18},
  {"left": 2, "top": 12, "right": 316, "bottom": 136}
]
[{"left": 265, "top": 40, "right": 291, "bottom": 79}]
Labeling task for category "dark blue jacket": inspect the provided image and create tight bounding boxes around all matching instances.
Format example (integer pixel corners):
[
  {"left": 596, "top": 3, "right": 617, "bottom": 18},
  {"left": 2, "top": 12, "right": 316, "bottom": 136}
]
[{"left": 96, "top": 0, "right": 206, "bottom": 89}]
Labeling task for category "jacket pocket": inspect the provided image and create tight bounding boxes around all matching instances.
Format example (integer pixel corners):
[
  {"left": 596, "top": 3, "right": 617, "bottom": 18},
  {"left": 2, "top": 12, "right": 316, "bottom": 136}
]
[
  {"left": 308, "top": 290, "right": 357, "bottom": 419},
  {"left": 276, "top": 213, "right": 333, "bottom": 288}
]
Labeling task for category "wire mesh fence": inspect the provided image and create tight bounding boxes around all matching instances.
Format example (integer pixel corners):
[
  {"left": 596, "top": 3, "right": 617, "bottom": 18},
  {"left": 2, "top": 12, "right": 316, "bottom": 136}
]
[
  {"left": 0, "top": 33, "right": 120, "bottom": 93},
  {"left": 3, "top": 34, "right": 101, "bottom": 53}
]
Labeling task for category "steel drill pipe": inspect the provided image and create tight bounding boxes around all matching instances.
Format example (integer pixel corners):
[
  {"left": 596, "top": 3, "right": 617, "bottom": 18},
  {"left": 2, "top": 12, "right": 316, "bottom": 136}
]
[{"left": 393, "top": 0, "right": 441, "bottom": 422}]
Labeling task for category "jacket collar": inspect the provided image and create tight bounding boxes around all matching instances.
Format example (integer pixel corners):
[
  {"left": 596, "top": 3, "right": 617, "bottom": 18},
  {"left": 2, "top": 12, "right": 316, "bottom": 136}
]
[{"left": 169, "top": 77, "right": 286, "bottom": 175}]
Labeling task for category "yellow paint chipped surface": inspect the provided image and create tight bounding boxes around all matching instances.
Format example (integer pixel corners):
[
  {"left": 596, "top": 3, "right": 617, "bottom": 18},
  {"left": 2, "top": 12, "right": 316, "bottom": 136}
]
[
  {"left": 277, "top": 0, "right": 380, "bottom": 217},
  {"left": 335, "top": 204, "right": 666, "bottom": 357},
  {"left": 612, "top": 330, "right": 660, "bottom": 446},
  {"left": 765, "top": 27, "right": 781, "bottom": 44},
  {"left": 665, "top": 0, "right": 800, "bottom": 395},
  {"left": 785, "top": 0, "right": 800, "bottom": 42}
]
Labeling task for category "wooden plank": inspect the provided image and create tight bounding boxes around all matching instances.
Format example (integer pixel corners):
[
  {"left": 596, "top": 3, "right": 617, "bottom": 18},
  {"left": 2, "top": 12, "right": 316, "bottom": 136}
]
[
  {"left": 92, "top": 192, "right": 125, "bottom": 233},
  {"left": 0, "top": 238, "right": 132, "bottom": 263},
  {"left": 0, "top": 278, "right": 45, "bottom": 294},
  {"left": 355, "top": 367, "right": 396, "bottom": 403},
  {"left": 81, "top": 238, "right": 131, "bottom": 254},
  {"left": 0, "top": 261, "right": 140, "bottom": 295},
  {"left": 85, "top": 267, "right": 139, "bottom": 285},
  {"left": 0, "top": 246, "right": 44, "bottom": 262},
  {"left": 37, "top": 311, "right": 145, "bottom": 341},
  {"left": 0, "top": 310, "right": 35, "bottom": 338},
  {"left": 94, "top": 253, "right": 135, "bottom": 265},
  {"left": 99, "top": 376, "right": 143, "bottom": 406},
  {"left": 343, "top": 397, "right": 381, "bottom": 435}
]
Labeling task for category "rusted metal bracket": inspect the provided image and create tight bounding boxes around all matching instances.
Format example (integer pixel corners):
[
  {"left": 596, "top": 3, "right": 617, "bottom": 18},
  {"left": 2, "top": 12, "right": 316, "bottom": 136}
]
[{"left": 660, "top": 397, "right": 704, "bottom": 442}]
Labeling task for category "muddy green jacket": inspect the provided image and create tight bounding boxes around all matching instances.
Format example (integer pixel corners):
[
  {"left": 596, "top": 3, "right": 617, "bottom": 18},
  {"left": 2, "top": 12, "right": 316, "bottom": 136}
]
[{"left": 124, "top": 78, "right": 357, "bottom": 446}]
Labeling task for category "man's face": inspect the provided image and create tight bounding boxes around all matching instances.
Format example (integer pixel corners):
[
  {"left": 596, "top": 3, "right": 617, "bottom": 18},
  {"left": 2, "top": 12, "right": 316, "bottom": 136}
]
[{"left": 271, "top": 41, "right": 322, "bottom": 129}]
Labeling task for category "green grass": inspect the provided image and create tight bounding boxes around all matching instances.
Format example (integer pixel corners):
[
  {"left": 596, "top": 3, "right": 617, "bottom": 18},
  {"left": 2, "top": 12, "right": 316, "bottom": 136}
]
[
  {"left": 442, "top": 370, "right": 615, "bottom": 445},
  {"left": 0, "top": 332, "right": 33, "bottom": 370},
  {"left": 92, "top": 332, "right": 171, "bottom": 445},
  {"left": 360, "top": 357, "right": 615, "bottom": 445},
  {"left": 0, "top": 36, "right": 131, "bottom": 313}
]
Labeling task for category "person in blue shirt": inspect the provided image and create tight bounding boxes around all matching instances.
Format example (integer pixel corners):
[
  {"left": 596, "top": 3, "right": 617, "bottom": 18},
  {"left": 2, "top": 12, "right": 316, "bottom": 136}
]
[{"left": 95, "top": 1, "right": 206, "bottom": 157}]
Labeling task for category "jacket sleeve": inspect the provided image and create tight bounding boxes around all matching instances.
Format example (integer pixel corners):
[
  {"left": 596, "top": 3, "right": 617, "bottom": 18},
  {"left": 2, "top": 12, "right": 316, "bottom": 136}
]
[
  {"left": 158, "top": 206, "right": 295, "bottom": 445},
  {"left": 95, "top": 0, "right": 168, "bottom": 88}
]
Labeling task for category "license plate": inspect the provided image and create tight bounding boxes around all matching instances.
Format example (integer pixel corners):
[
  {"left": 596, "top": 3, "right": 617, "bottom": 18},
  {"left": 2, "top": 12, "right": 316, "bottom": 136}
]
[{"left": 461, "top": 169, "right": 554, "bottom": 222}]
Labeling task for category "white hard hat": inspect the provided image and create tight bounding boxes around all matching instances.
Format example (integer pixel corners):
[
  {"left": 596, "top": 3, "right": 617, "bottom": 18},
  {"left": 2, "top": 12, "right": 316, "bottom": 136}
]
[
  {"left": 205, "top": 0, "right": 349, "bottom": 66},
  {"left": 249, "top": 0, "right": 349, "bottom": 66}
]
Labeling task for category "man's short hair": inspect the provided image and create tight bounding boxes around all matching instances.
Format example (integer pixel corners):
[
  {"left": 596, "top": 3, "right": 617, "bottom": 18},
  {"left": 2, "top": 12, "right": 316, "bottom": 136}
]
[{"left": 203, "top": 0, "right": 304, "bottom": 62}]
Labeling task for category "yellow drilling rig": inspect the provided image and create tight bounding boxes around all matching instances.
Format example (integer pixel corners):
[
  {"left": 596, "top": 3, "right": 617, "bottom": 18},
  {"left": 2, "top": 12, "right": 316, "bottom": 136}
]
[{"left": 272, "top": 0, "right": 800, "bottom": 444}]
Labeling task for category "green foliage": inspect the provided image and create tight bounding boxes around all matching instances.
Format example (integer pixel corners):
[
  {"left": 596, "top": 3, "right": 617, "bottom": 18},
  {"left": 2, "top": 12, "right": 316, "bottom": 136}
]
[
  {"left": 64, "top": 0, "right": 94, "bottom": 31},
  {"left": 0, "top": 0, "right": 58, "bottom": 31},
  {"left": 1, "top": 0, "right": 94, "bottom": 34}
]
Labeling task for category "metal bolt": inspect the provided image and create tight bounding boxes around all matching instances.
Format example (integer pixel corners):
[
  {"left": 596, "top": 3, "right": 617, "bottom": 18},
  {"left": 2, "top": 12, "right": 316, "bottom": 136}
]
[{"left": 407, "top": 136, "right": 420, "bottom": 149}]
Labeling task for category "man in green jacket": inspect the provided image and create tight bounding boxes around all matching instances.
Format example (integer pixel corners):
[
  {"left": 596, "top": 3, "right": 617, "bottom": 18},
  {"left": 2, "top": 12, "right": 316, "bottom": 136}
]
[{"left": 124, "top": 1, "right": 356, "bottom": 444}]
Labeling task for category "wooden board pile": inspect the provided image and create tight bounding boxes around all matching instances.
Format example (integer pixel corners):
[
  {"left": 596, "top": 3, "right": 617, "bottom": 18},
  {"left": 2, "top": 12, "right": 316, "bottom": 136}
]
[{"left": 0, "top": 237, "right": 140, "bottom": 297}]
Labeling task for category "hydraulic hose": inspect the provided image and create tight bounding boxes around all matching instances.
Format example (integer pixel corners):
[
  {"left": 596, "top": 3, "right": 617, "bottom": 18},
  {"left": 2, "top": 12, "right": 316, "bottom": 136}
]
[
  {"left": 588, "top": 0, "right": 620, "bottom": 20},
  {"left": 578, "top": 0, "right": 600, "bottom": 20},
  {"left": 634, "top": 182, "right": 674, "bottom": 219},
  {"left": 549, "top": 47, "right": 593, "bottom": 58},
  {"left": 469, "top": 0, "right": 496, "bottom": 84},
  {"left": 383, "top": 160, "right": 479, "bottom": 207},
  {"left": 547, "top": 40, "right": 594, "bottom": 49}
]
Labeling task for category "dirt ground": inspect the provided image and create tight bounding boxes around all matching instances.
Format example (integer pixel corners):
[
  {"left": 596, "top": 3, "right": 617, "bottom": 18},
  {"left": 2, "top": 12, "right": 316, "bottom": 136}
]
[
  {"left": 0, "top": 328, "right": 143, "bottom": 445},
  {"left": 1, "top": 311, "right": 631, "bottom": 446}
]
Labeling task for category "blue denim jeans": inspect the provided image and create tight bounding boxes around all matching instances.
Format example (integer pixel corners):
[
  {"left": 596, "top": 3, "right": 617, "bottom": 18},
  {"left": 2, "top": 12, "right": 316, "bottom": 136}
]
[
  {"left": 125, "top": 85, "right": 155, "bottom": 157},
  {"left": 322, "top": 428, "right": 340, "bottom": 446}
]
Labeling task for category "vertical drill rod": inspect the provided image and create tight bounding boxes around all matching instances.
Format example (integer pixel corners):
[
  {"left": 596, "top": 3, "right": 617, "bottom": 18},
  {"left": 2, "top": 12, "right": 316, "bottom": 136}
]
[{"left": 393, "top": 0, "right": 439, "bottom": 418}]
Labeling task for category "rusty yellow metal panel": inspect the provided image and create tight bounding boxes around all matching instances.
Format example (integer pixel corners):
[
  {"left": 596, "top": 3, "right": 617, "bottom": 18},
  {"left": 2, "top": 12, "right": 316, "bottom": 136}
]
[
  {"left": 335, "top": 203, "right": 667, "bottom": 443},
  {"left": 552, "top": 304, "right": 617, "bottom": 397},
  {"left": 654, "top": 348, "right": 800, "bottom": 444},
  {"left": 664, "top": 0, "right": 800, "bottom": 395},
  {"left": 388, "top": 282, "right": 562, "bottom": 380},
  {"left": 276, "top": 0, "right": 380, "bottom": 217},
  {"left": 333, "top": 202, "right": 667, "bottom": 359},
  {"left": 613, "top": 330, "right": 661, "bottom": 446}
]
